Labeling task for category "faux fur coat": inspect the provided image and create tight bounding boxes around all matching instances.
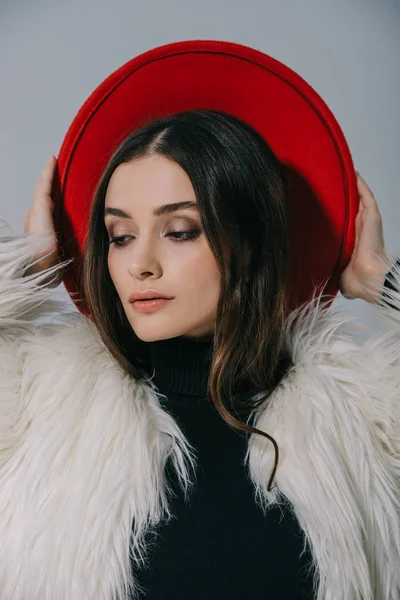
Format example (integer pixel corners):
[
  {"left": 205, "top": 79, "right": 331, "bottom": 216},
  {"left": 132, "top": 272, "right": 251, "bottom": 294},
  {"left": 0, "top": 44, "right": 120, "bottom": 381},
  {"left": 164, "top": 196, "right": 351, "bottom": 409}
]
[{"left": 0, "top": 220, "right": 399, "bottom": 600}]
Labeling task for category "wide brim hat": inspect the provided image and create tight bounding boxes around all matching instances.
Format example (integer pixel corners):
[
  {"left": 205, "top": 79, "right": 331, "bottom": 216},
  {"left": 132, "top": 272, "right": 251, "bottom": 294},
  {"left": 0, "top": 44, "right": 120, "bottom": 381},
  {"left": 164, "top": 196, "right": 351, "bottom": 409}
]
[{"left": 53, "top": 39, "right": 358, "bottom": 317}]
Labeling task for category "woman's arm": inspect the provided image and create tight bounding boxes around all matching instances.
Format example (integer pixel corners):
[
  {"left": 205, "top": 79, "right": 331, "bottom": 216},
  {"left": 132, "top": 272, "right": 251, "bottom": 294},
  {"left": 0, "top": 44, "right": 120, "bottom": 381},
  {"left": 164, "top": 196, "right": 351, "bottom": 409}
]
[
  {"left": 0, "top": 220, "right": 73, "bottom": 470},
  {"left": 0, "top": 220, "right": 72, "bottom": 334},
  {"left": 1, "top": 157, "right": 73, "bottom": 334},
  {"left": 339, "top": 172, "right": 395, "bottom": 305}
]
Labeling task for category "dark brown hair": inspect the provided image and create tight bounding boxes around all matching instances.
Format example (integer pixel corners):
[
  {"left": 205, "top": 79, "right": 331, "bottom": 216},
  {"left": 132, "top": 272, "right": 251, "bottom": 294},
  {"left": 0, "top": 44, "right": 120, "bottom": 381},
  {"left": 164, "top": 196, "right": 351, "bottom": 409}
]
[{"left": 82, "top": 109, "right": 293, "bottom": 490}]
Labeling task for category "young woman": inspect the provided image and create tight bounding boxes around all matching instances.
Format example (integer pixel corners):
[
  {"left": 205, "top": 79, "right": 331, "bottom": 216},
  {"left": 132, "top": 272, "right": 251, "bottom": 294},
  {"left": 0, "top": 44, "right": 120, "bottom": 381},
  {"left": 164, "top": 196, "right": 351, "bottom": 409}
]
[{"left": 1, "top": 107, "right": 399, "bottom": 600}]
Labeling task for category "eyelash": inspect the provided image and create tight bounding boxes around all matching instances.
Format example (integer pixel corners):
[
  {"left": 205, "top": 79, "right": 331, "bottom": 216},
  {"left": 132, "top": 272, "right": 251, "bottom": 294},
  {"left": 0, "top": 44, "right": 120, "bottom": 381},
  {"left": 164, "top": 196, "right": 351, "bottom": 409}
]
[{"left": 107, "top": 230, "right": 201, "bottom": 248}]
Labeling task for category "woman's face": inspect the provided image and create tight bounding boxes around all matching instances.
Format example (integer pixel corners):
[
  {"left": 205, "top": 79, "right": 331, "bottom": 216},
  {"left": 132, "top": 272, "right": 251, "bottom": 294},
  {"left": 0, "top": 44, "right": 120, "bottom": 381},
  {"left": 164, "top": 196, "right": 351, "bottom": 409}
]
[{"left": 105, "top": 154, "right": 221, "bottom": 342}]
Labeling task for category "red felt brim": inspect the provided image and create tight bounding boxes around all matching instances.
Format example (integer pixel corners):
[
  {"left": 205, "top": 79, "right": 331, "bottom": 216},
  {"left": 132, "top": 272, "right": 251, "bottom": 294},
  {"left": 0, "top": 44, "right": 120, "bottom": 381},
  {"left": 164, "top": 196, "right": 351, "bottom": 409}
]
[{"left": 53, "top": 39, "right": 357, "bottom": 317}]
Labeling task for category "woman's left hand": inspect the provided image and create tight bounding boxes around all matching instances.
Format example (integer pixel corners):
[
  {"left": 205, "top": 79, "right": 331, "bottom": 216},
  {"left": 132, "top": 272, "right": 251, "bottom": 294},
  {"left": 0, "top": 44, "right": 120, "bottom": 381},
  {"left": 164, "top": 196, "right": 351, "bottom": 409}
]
[{"left": 339, "top": 172, "right": 390, "bottom": 304}]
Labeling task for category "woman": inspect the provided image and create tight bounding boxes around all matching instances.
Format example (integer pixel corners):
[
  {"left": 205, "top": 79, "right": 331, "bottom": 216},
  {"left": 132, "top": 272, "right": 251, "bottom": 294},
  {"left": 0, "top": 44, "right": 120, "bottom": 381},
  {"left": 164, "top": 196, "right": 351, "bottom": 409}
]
[{"left": 1, "top": 108, "right": 399, "bottom": 600}]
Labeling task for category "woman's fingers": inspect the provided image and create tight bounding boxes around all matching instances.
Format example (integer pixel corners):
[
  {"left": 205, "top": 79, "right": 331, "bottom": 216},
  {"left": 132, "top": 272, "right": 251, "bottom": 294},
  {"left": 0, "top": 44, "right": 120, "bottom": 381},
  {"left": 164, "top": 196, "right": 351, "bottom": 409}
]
[
  {"left": 24, "top": 155, "right": 62, "bottom": 286},
  {"left": 356, "top": 171, "right": 380, "bottom": 214},
  {"left": 32, "top": 155, "right": 57, "bottom": 210}
]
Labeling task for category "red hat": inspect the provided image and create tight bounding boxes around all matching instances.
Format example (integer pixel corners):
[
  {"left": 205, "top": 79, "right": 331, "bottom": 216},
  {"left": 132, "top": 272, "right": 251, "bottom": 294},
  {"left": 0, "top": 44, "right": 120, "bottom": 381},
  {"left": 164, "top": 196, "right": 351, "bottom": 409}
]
[{"left": 53, "top": 39, "right": 357, "bottom": 317}]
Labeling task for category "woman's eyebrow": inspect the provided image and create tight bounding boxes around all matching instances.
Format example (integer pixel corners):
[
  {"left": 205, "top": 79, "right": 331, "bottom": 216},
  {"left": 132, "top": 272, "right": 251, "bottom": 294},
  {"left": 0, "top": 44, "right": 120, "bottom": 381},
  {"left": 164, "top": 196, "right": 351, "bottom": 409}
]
[{"left": 104, "top": 200, "right": 198, "bottom": 220}]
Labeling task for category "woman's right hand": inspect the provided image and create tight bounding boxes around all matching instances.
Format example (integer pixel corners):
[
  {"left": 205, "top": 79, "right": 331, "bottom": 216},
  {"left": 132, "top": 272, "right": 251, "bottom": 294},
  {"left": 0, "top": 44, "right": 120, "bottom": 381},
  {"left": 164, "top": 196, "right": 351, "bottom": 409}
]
[{"left": 24, "top": 155, "right": 62, "bottom": 287}]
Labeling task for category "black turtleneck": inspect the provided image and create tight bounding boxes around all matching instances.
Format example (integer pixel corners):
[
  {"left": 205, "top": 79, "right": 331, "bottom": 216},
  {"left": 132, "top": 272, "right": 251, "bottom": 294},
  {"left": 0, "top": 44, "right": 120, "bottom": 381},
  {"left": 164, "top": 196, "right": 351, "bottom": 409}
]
[{"left": 134, "top": 335, "right": 316, "bottom": 600}]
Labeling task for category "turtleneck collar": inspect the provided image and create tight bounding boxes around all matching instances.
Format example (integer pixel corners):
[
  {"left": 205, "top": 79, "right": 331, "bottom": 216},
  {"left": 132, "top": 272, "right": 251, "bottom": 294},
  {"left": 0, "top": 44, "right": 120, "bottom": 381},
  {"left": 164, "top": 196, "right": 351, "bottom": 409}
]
[{"left": 145, "top": 335, "right": 214, "bottom": 397}]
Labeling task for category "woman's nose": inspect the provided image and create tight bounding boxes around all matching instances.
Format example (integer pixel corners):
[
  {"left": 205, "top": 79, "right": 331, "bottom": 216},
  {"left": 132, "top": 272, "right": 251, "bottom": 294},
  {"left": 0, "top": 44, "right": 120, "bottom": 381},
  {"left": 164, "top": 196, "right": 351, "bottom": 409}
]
[
  {"left": 127, "top": 240, "right": 162, "bottom": 280},
  {"left": 129, "top": 266, "right": 161, "bottom": 280}
]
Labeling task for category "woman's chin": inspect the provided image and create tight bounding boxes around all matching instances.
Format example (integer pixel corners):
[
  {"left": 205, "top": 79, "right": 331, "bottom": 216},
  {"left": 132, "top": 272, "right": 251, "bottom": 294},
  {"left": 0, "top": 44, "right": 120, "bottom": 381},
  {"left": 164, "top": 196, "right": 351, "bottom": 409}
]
[
  {"left": 130, "top": 322, "right": 185, "bottom": 343},
  {"left": 128, "top": 314, "right": 216, "bottom": 343}
]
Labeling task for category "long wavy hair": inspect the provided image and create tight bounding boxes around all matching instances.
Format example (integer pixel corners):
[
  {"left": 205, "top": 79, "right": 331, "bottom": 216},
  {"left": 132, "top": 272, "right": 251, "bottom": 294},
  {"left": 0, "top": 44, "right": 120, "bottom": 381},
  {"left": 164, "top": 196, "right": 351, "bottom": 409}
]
[{"left": 82, "top": 109, "right": 293, "bottom": 490}]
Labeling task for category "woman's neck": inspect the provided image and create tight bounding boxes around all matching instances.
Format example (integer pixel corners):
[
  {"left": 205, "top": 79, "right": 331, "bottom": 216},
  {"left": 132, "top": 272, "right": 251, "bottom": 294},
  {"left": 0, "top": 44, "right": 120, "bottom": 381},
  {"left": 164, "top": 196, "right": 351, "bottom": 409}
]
[{"left": 145, "top": 335, "right": 214, "bottom": 397}]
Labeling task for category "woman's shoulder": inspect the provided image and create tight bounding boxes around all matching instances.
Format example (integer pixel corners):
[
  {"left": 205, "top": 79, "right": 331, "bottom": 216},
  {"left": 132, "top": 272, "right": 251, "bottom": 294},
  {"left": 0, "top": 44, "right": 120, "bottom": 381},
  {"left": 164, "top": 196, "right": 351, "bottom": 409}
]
[
  {"left": 284, "top": 262, "right": 400, "bottom": 376},
  {"left": 14, "top": 311, "right": 124, "bottom": 384},
  {"left": 271, "top": 282, "right": 400, "bottom": 467}
]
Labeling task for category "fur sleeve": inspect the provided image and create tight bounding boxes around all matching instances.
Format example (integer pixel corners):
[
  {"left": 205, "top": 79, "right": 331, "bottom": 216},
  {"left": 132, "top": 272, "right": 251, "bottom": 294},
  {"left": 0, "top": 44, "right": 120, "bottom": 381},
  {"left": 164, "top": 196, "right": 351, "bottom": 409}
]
[
  {"left": 0, "top": 217, "right": 77, "bottom": 468},
  {"left": 0, "top": 217, "right": 75, "bottom": 334},
  {"left": 247, "top": 262, "right": 400, "bottom": 599},
  {"left": 286, "top": 260, "right": 400, "bottom": 463}
]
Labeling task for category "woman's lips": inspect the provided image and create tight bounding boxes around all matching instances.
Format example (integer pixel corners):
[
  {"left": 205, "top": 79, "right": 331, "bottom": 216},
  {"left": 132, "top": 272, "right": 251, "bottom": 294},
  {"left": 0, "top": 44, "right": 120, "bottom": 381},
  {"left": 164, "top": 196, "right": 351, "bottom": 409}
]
[{"left": 131, "top": 298, "right": 172, "bottom": 313}]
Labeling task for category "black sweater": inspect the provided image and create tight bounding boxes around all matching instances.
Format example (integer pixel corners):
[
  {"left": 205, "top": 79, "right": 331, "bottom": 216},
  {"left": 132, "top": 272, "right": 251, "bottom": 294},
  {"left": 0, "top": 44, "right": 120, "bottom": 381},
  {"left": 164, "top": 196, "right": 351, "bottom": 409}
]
[{"left": 134, "top": 335, "right": 316, "bottom": 599}]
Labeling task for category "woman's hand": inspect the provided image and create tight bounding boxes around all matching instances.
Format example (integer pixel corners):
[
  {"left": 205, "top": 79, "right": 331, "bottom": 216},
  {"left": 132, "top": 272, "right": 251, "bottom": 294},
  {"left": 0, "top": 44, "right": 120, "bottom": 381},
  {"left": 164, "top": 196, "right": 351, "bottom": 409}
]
[
  {"left": 339, "top": 172, "right": 391, "bottom": 304},
  {"left": 24, "top": 155, "right": 62, "bottom": 287}
]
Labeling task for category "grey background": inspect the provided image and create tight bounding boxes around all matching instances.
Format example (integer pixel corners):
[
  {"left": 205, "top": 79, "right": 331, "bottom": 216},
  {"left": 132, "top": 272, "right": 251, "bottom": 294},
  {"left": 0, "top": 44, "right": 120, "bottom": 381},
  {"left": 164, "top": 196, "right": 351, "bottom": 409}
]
[{"left": 0, "top": 0, "right": 399, "bottom": 328}]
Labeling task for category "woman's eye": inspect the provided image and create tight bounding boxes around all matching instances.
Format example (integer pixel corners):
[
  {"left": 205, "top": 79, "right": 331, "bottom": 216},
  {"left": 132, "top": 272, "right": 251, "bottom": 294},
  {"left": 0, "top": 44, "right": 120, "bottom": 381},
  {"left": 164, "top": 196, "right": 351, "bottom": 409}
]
[
  {"left": 107, "top": 235, "right": 132, "bottom": 247},
  {"left": 107, "top": 230, "right": 201, "bottom": 248},
  {"left": 167, "top": 229, "right": 201, "bottom": 242}
]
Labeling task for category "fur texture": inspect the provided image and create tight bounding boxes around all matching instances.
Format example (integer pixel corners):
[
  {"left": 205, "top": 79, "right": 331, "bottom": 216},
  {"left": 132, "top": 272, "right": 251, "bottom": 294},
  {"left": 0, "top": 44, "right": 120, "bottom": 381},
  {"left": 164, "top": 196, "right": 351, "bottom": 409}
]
[{"left": 0, "top": 218, "right": 399, "bottom": 599}]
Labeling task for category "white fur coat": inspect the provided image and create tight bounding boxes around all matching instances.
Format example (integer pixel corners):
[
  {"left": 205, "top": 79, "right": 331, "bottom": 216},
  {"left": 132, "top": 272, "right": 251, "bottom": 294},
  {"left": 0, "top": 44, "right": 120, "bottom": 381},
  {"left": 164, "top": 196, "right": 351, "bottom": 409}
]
[{"left": 0, "top": 220, "right": 399, "bottom": 600}]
